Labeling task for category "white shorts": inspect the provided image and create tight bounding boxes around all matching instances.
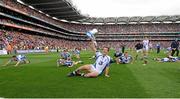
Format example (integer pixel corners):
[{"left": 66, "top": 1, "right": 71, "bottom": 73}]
[
  {"left": 90, "top": 65, "right": 100, "bottom": 74},
  {"left": 143, "top": 46, "right": 149, "bottom": 51}
]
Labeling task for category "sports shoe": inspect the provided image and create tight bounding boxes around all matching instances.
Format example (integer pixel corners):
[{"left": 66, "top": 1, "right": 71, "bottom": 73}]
[{"left": 67, "top": 71, "right": 76, "bottom": 77}]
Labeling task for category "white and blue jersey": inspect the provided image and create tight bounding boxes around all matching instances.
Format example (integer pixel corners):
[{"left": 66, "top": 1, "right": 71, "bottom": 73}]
[
  {"left": 64, "top": 60, "right": 73, "bottom": 66},
  {"left": 114, "top": 52, "right": 123, "bottom": 57},
  {"left": 74, "top": 49, "right": 80, "bottom": 55},
  {"left": 60, "top": 52, "right": 71, "bottom": 60},
  {"left": 143, "top": 40, "right": 149, "bottom": 51},
  {"left": 86, "top": 31, "right": 93, "bottom": 38},
  {"left": 161, "top": 58, "right": 169, "bottom": 62},
  {"left": 171, "top": 57, "right": 179, "bottom": 62},
  {"left": 16, "top": 55, "right": 26, "bottom": 62},
  {"left": 161, "top": 57, "right": 179, "bottom": 62},
  {"left": 91, "top": 51, "right": 111, "bottom": 74},
  {"left": 120, "top": 55, "right": 132, "bottom": 64}
]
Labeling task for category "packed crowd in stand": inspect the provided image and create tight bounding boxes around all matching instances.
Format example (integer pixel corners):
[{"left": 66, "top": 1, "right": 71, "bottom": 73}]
[
  {"left": 1, "top": 18, "right": 177, "bottom": 42},
  {"left": 0, "top": 18, "right": 60, "bottom": 35},
  {"left": 0, "top": 0, "right": 179, "bottom": 52},
  {"left": 0, "top": 29, "right": 88, "bottom": 50},
  {"left": 0, "top": 29, "right": 173, "bottom": 51},
  {"left": 62, "top": 23, "right": 180, "bottom": 34},
  {"left": 1, "top": 0, "right": 65, "bottom": 27},
  {"left": 1, "top": 0, "right": 180, "bottom": 34}
]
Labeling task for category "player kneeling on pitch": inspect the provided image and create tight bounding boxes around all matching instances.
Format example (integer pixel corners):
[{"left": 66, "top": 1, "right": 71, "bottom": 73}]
[
  {"left": 117, "top": 52, "right": 133, "bottom": 64},
  {"left": 3, "top": 55, "right": 30, "bottom": 67},
  {"left": 73, "top": 48, "right": 81, "bottom": 60},
  {"left": 57, "top": 57, "right": 81, "bottom": 67},
  {"left": 154, "top": 54, "right": 180, "bottom": 62},
  {"left": 68, "top": 38, "right": 111, "bottom": 77},
  {"left": 114, "top": 49, "right": 123, "bottom": 64},
  {"left": 57, "top": 49, "right": 82, "bottom": 67}
]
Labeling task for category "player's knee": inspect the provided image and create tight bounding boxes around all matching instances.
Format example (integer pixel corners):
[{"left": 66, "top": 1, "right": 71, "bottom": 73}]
[
  {"left": 84, "top": 74, "right": 98, "bottom": 78},
  {"left": 82, "top": 64, "right": 91, "bottom": 68}
]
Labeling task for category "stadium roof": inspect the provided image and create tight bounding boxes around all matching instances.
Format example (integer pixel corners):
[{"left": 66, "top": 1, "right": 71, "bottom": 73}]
[
  {"left": 18, "top": 0, "right": 180, "bottom": 24},
  {"left": 20, "top": 0, "right": 86, "bottom": 21},
  {"left": 77, "top": 16, "right": 180, "bottom": 24}
]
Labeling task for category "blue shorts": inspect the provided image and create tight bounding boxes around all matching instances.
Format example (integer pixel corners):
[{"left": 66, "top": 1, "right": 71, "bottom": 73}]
[{"left": 64, "top": 61, "right": 73, "bottom": 66}]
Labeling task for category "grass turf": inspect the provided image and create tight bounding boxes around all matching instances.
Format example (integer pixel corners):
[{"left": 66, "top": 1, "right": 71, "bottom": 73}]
[{"left": 0, "top": 50, "right": 180, "bottom": 98}]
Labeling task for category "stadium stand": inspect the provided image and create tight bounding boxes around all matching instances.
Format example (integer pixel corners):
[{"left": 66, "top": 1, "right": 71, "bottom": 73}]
[
  {"left": 0, "top": 29, "right": 88, "bottom": 50},
  {"left": 0, "top": 0, "right": 179, "bottom": 51}
]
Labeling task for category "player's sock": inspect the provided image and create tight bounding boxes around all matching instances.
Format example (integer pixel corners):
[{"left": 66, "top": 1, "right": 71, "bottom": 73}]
[
  {"left": 67, "top": 71, "right": 76, "bottom": 77},
  {"left": 74, "top": 70, "right": 83, "bottom": 76},
  {"left": 80, "top": 73, "right": 85, "bottom": 77}
]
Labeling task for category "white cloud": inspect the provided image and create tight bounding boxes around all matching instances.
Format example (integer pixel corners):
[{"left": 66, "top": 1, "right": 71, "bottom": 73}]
[{"left": 71, "top": 0, "right": 180, "bottom": 17}]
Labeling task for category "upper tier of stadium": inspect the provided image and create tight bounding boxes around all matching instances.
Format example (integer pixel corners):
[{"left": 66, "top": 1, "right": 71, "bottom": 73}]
[
  {"left": 0, "top": 0, "right": 179, "bottom": 50},
  {"left": 18, "top": 0, "right": 180, "bottom": 24},
  {"left": 0, "top": 0, "right": 179, "bottom": 42}
]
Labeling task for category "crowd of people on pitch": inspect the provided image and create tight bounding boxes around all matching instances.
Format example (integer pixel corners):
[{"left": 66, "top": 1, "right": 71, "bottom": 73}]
[
  {"left": 56, "top": 38, "right": 179, "bottom": 68},
  {"left": 2, "top": 40, "right": 179, "bottom": 68},
  {"left": 1, "top": 0, "right": 179, "bottom": 79},
  {"left": 1, "top": 33, "right": 179, "bottom": 78}
]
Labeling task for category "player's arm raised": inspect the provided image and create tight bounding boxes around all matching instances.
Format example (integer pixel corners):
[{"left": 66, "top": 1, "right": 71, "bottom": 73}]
[{"left": 89, "top": 39, "right": 97, "bottom": 54}]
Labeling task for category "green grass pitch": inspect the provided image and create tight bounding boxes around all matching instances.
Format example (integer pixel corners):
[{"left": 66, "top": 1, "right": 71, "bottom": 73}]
[{"left": 0, "top": 50, "right": 180, "bottom": 98}]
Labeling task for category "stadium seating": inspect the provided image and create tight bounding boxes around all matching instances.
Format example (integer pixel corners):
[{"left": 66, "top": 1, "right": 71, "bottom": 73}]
[{"left": 0, "top": 0, "right": 179, "bottom": 50}]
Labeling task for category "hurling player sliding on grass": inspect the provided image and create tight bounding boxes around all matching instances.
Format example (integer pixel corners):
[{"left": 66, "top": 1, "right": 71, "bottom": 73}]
[
  {"left": 68, "top": 29, "right": 111, "bottom": 78},
  {"left": 3, "top": 55, "right": 30, "bottom": 67}
]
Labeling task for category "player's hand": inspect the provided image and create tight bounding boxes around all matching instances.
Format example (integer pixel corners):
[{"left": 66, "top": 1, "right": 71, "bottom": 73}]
[
  {"left": 93, "top": 41, "right": 97, "bottom": 47},
  {"left": 105, "top": 74, "right": 110, "bottom": 78}
]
